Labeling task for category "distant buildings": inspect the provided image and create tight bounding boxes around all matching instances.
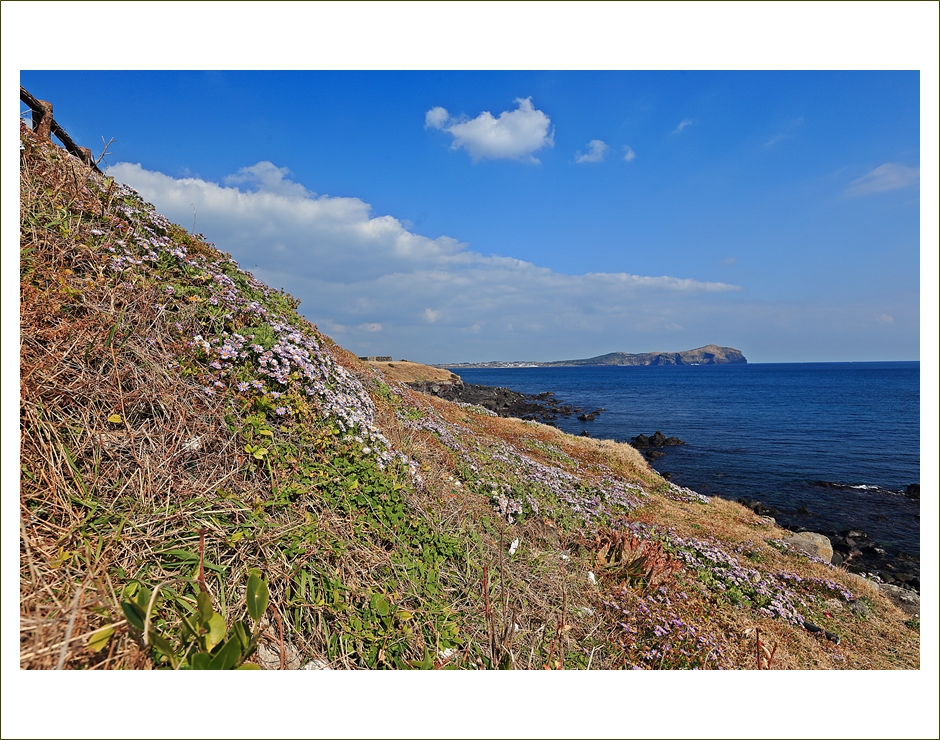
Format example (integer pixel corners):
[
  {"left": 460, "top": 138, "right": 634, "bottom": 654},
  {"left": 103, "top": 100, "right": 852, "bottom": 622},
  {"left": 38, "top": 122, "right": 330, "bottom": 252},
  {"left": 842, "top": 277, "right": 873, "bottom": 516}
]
[{"left": 359, "top": 356, "right": 393, "bottom": 362}]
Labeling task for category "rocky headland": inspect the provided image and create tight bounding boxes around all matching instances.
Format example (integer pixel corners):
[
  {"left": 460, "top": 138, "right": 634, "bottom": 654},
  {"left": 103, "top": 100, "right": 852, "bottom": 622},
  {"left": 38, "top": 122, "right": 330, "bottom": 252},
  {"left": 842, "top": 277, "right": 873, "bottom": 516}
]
[{"left": 441, "top": 344, "right": 747, "bottom": 369}]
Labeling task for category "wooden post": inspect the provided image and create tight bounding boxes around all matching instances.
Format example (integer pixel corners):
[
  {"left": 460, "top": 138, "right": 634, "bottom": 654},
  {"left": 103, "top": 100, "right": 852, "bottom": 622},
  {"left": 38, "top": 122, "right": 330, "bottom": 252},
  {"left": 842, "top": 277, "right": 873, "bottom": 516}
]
[{"left": 32, "top": 100, "right": 53, "bottom": 140}]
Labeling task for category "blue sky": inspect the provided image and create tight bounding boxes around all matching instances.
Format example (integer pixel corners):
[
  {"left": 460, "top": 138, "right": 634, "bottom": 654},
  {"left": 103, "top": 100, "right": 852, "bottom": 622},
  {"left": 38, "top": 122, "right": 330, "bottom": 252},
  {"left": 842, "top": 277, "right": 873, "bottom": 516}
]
[{"left": 8, "top": 9, "right": 935, "bottom": 368}]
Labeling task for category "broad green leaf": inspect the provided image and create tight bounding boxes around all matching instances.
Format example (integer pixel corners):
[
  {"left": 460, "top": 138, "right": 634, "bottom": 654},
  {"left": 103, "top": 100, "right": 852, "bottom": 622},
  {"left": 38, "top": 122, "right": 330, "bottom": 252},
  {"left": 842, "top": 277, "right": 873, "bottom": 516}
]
[
  {"left": 257, "top": 429, "right": 273, "bottom": 437},
  {"left": 107, "top": 414, "right": 122, "bottom": 424},
  {"left": 190, "top": 652, "right": 211, "bottom": 670},
  {"left": 396, "top": 610, "right": 413, "bottom": 622},
  {"left": 86, "top": 625, "right": 115, "bottom": 654},
  {"left": 205, "top": 612, "right": 226, "bottom": 653},
  {"left": 370, "top": 594, "right": 390, "bottom": 617},
  {"left": 236, "top": 663, "right": 261, "bottom": 669},
  {"left": 246, "top": 571, "right": 269, "bottom": 622},
  {"left": 121, "top": 601, "right": 145, "bottom": 630},
  {"left": 197, "top": 591, "right": 213, "bottom": 625},
  {"left": 135, "top": 587, "right": 154, "bottom": 614},
  {"left": 208, "top": 636, "right": 242, "bottom": 670}
]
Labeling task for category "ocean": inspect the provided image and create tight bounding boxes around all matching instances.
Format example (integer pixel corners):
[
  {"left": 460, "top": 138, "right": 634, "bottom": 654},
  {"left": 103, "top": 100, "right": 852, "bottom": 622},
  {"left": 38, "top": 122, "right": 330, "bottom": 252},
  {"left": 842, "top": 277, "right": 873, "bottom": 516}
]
[{"left": 450, "top": 362, "right": 920, "bottom": 556}]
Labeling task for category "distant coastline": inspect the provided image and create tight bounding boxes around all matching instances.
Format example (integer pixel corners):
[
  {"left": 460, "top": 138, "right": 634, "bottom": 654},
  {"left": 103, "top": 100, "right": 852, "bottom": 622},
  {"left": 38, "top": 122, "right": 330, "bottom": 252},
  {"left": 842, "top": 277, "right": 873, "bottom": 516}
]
[{"left": 438, "top": 343, "right": 746, "bottom": 369}]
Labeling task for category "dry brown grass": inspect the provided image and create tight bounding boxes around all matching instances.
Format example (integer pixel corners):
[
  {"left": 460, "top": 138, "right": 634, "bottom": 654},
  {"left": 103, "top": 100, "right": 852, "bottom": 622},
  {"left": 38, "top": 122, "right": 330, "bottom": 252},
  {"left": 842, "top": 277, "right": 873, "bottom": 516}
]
[{"left": 366, "top": 360, "right": 459, "bottom": 385}]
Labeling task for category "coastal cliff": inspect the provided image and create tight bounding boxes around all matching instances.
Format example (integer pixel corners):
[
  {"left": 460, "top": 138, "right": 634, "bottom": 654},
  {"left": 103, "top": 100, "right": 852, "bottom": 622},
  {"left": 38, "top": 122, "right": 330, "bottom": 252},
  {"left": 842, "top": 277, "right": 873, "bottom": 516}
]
[{"left": 18, "top": 121, "right": 918, "bottom": 671}]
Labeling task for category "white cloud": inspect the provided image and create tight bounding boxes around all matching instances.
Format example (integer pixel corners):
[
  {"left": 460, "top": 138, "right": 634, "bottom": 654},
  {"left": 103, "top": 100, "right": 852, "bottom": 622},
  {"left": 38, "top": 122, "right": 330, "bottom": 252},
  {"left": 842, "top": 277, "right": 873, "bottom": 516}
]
[
  {"left": 673, "top": 118, "right": 693, "bottom": 134},
  {"left": 845, "top": 163, "right": 920, "bottom": 197},
  {"left": 109, "top": 161, "right": 752, "bottom": 360},
  {"left": 223, "top": 161, "right": 312, "bottom": 198},
  {"left": 575, "top": 140, "right": 609, "bottom": 163},
  {"left": 425, "top": 97, "right": 554, "bottom": 163},
  {"left": 622, "top": 145, "right": 636, "bottom": 162},
  {"left": 424, "top": 106, "right": 449, "bottom": 129},
  {"left": 875, "top": 313, "right": 894, "bottom": 324}
]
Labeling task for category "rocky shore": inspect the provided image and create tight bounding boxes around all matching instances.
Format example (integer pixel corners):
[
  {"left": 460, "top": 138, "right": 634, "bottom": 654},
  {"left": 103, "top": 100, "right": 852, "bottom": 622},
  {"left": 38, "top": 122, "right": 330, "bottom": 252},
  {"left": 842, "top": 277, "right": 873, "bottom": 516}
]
[
  {"left": 736, "top": 498, "right": 920, "bottom": 594},
  {"left": 407, "top": 378, "right": 582, "bottom": 424}
]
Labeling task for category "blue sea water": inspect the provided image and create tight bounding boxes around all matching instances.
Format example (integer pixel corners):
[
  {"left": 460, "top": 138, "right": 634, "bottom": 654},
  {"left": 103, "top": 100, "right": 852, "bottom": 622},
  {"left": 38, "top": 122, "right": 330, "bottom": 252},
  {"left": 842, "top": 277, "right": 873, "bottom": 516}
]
[{"left": 451, "top": 362, "right": 920, "bottom": 555}]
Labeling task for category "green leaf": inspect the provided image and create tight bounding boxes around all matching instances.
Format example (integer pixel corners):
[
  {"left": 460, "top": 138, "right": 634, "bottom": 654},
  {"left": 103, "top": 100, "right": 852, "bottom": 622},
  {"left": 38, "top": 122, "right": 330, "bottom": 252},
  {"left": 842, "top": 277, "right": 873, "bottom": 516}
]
[
  {"left": 189, "top": 652, "right": 211, "bottom": 670},
  {"left": 86, "top": 625, "right": 115, "bottom": 654},
  {"left": 135, "top": 586, "right": 154, "bottom": 612},
  {"left": 148, "top": 630, "right": 178, "bottom": 668},
  {"left": 158, "top": 549, "right": 200, "bottom": 562},
  {"left": 370, "top": 594, "right": 390, "bottom": 617},
  {"left": 121, "top": 601, "right": 145, "bottom": 630},
  {"left": 232, "top": 621, "right": 251, "bottom": 651},
  {"left": 246, "top": 571, "right": 269, "bottom": 622},
  {"left": 205, "top": 612, "right": 226, "bottom": 653},
  {"left": 208, "top": 636, "right": 243, "bottom": 670},
  {"left": 177, "top": 609, "right": 199, "bottom": 641},
  {"left": 107, "top": 413, "right": 122, "bottom": 424},
  {"left": 235, "top": 663, "right": 261, "bottom": 669},
  {"left": 257, "top": 429, "right": 274, "bottom": 437},
  {"left": 197, "top": 591, "right": 213, "bottom": 625}
]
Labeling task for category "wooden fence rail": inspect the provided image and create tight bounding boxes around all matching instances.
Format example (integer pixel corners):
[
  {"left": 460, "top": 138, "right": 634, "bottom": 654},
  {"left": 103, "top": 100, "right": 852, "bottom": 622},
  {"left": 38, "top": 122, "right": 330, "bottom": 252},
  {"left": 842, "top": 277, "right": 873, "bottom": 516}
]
[{"left": 20, "top": 85, "right": 101, "bottom": 173}]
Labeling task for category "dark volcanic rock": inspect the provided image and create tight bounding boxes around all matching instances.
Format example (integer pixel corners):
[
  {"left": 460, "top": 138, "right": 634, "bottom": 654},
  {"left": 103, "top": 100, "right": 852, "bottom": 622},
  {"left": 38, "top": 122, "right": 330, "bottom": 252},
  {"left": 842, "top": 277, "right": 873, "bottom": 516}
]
[
  {"left": 629, "top": 431, "right": 685, "bottom": 462},
  {"left": 408, "top": 380, "right": 577, "bottom": 424},
  {"left": 737, "top": 498, "right": 780, "bottom": 517},
  {"left": 629, "top": 430, "right": 685, "bottom": 448}
]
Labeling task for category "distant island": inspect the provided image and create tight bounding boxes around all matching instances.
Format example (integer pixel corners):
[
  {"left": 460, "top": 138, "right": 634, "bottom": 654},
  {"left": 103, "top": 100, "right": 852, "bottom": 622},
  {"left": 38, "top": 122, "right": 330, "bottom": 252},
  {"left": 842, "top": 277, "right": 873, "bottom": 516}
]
[{"left": 439, "top": 344, "right": 747, "bottom": 369}]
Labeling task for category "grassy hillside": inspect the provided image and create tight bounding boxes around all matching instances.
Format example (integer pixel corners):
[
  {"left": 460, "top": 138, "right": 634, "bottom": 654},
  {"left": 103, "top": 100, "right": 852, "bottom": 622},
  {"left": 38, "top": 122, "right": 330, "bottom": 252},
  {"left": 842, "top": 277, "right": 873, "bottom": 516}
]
[{"left": 18, "top": 123, "right": 918, "bottom": 670}]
